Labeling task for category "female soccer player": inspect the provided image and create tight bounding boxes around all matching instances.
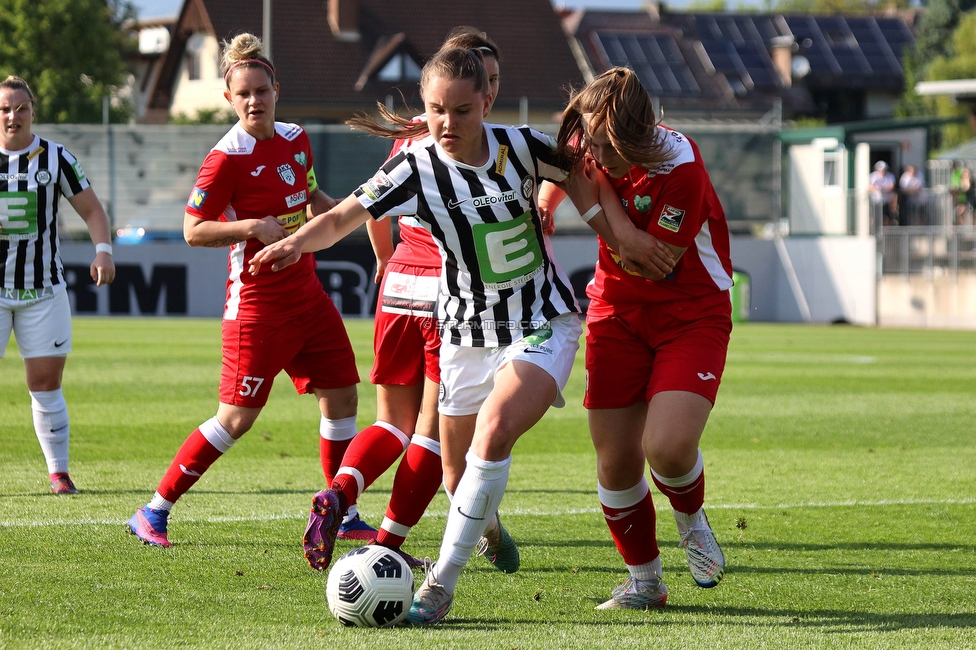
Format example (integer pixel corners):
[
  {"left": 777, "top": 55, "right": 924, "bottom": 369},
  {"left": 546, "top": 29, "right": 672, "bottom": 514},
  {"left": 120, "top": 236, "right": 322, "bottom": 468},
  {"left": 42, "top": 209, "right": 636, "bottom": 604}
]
[
  {"left": 250, "top": 47, "right": 635, "bottom": 624},
  {"left": 346, "top": 27, "right": 517, "bottom": 569},
  {"left": 553, "top": 67, "right": 733, "bottom": 609},
  {"left": 0, "top": 76, "right": 116, "bottom": 495},
  {"left": 127, "top": 33, "right": 362, "bottom": 547}
]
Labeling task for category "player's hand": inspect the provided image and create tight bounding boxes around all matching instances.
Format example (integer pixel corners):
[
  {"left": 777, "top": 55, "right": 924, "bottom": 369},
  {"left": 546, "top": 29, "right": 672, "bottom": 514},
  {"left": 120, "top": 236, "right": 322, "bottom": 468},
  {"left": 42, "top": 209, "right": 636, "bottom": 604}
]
[
  {"left": 540, "top": 207, "right": 556, "bottom": 236},
  {"left": 374, "top": 257, "right": 388, "bottom": 284},
  {"left": 617, "top": 229, "right": 675, "bottom": 281},
  {"left": 557, "top": 158, "right": 601, "bottom": 214},
  {"left": 90, "top": 253, "right": 116, "bottom": 286},
  {"left": 249, "top": 237, "right": 302, "bottom": 275},
  {"left": 252, "top": 215, "right": 289, "bottom": 245}
]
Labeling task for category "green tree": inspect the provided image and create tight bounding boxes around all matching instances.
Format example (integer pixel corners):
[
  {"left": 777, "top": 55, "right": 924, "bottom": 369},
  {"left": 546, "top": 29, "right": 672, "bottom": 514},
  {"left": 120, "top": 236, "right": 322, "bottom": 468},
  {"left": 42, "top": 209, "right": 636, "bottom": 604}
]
[
  {"left": 0, "top": 0, "right": 136, "bottom": 123},
  {"left": 925, "top": 9, "right": 976, "bottom": 149},
  {"left": 769, "top": 0, "right": 910, "bottom": 14}
]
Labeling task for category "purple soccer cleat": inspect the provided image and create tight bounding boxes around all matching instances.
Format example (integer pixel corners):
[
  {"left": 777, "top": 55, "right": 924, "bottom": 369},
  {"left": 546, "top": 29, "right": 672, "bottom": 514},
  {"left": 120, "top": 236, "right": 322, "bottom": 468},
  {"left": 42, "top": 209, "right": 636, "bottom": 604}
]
[{"left": 303, "top": 489, "right": 342, "bottom": 571}]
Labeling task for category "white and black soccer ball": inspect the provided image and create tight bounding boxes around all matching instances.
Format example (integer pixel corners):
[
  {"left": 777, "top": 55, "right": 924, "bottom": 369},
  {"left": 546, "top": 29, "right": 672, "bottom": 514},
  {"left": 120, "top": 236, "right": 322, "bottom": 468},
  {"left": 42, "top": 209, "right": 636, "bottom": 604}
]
[{"left": 326, "top": 545, "right": 415, "bottom": 628}]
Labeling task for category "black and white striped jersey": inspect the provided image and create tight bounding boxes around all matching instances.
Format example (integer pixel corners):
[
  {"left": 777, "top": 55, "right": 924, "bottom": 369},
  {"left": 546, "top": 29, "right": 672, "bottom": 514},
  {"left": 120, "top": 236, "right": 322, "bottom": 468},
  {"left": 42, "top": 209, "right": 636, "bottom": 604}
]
[
  {"left": 355, "top": 123, "right": 580, "bottom": 347},
  {"left": 0, "top": 134, "right": 89, "bottom": 293}
]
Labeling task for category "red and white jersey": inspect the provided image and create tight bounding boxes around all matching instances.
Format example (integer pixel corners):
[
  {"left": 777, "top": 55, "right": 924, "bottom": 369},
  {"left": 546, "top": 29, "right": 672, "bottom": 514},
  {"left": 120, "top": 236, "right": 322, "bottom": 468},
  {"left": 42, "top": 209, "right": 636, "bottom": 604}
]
[
  {"left": 385, "top": 122, "right": 442, "bottom": 269},
  {"left": 587, "top": 126, "right": 732, "bottom": 314},
  {"left": 186, "top": 121, "right": 324, "bottom": 321}
]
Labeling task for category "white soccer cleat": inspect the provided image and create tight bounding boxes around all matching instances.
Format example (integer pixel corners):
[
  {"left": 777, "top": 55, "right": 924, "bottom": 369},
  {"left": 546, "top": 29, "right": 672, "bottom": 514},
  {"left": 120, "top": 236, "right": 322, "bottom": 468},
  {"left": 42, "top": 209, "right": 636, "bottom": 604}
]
[
  {"left": 676, "top": 507, "right": 726, "bottom": 588},
  {"left": 596, "top": 575, "right": 668, "bottom": 610},
  {"left": 405, "top": 566, "right": 454, "bottom": 625}
]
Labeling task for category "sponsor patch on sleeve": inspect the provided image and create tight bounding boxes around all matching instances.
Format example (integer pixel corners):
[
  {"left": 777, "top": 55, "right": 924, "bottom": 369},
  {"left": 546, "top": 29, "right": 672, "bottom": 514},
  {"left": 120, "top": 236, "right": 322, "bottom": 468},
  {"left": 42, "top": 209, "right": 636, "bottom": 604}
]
[
  {"left": 658, "top": 204, "right": 685, "bottom": 233},
  {"left": 188, "top": 187, "right": 208, "bottom": 209},
  {"left": 361, "top": 171, "right": 394, "bottom": 201}
]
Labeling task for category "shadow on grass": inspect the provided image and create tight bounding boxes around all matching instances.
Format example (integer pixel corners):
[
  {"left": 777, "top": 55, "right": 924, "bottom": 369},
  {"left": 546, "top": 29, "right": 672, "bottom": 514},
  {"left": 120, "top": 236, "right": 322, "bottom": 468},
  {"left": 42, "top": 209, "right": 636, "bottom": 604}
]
[{"left": 439, "top": 607, "right": 976, "bottom": 633}]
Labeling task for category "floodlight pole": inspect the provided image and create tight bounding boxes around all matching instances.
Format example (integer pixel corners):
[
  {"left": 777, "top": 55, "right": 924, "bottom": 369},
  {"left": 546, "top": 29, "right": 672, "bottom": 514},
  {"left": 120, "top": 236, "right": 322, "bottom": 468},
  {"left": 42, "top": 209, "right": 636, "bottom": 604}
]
[{"left": 263, "top": 0, "right": 272, "bottom": 59}]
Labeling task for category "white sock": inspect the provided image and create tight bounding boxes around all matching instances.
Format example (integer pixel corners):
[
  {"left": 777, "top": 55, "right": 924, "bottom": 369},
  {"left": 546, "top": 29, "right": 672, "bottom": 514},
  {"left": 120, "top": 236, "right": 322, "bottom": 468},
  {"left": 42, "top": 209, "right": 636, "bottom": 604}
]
[
  {"left": 629, "top": 555, "right": 663, "bottom": 582},
  {"left": 30, "top": 389, "right": 69, "bottom": 474},
  {"left": 434, "top": 451, "right": 511, "bottom": 593}
]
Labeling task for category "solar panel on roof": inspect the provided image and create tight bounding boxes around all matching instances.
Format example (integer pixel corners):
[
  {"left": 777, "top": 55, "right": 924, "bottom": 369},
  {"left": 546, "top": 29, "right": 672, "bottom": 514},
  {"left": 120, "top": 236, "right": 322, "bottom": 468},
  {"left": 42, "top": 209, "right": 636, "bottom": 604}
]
[{"left": 595, "top": 32, "right": 700, "bottom": 96}]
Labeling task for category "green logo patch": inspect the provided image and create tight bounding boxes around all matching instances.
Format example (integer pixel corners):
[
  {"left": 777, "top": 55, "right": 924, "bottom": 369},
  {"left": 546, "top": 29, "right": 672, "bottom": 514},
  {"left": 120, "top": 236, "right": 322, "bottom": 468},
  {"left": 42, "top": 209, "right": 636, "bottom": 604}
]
[
  {"left": 0, "top": 192, "right": 39, "bottom": 237},
  {"left": 633, "top": 195, "right": 652, "bottom": 212},
  {"left": 472, "top": 212, "right": 543, "bottom": 288}
]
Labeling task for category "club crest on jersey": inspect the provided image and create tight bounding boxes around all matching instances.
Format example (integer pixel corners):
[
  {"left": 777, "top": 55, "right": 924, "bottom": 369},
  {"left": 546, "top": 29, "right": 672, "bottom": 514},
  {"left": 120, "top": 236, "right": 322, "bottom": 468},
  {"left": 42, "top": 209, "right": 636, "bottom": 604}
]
[
  {"left": 277, "top": 164, "right": 296, "bottom": 185},
  {"left": 362, "top": 171, "right": 394, "bottom": 201},
  {"left": 34, "top": 169, "right": 52, "bottom": 186},
  {"left": 520, "top": 176, "right": 534, "bottom": 199},
  {"left": 293, "top": 152, "right": 307, "bottom": 167},
  {"left": 633, "top": 195, "right": 651, "bottom": 212},
  {"left": 188, "top": 187, "right": 208, "bottom": 209},
  {"left": 658, "top": 204, "right": 685, "bottom": 232}
]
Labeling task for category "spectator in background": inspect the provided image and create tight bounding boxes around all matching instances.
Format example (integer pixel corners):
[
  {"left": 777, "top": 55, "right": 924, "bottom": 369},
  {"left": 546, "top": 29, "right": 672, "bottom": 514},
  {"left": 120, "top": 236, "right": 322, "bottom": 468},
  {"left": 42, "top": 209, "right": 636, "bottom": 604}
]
[
  {"left": 868, "top": 160, "right": 897, "bottom": 226},
  {"left": 955, "top": 166, "right": 974, "bottom": 226},
  {"left": 0, "top": 75, "right": 116, "bottom": 495},
  {"left": 898, "top": 165, "right": 925, "bottom": 225}
]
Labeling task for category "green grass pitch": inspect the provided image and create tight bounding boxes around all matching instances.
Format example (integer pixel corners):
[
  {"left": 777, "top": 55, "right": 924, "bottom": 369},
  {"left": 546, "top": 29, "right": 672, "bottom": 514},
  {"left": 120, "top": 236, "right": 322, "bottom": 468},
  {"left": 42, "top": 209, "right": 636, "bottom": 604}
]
[{"left": 1, "top": 318, "right": 974, "bottom": 649}]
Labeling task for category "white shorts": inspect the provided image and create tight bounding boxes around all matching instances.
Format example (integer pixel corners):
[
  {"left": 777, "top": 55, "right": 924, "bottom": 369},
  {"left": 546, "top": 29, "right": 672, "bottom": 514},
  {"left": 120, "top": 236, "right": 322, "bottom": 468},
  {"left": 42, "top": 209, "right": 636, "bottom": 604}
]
[
  {"left": 0, "top": 286, "right": 72, "bottom": 359},
  {"left": 438, "top": 313, "right": 582, "bottom": 416}
]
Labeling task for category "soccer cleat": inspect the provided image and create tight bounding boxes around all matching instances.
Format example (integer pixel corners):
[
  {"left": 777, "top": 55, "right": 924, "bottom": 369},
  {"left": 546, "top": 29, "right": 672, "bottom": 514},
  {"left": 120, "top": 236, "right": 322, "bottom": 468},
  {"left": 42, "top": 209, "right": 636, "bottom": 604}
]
[
  {"left": 127, "top": 507, "right": 172, "bottom": 547},
  {"left": 303, "top": 489, "right": 343, "bottom": 571},
  {"left": 595, "top": 575, "right": 668, "bottom": 610},
  {"left": 50, "top": 474, "right": 79, "bottom": 495},
  {"left": 476, "top": 512, "right": 520, "bottom": 573},
  {"left": 676, "top": 508, "right": 726, "bottom": 588},
  {"left": 405, "top": 567, "right": 453, "bottom": 625},
  {"left": 369, "top": 541, "right": 426, "bottom": 569},
  {"left": 337, "top": 513, "right": 379, "bottom": 543}
]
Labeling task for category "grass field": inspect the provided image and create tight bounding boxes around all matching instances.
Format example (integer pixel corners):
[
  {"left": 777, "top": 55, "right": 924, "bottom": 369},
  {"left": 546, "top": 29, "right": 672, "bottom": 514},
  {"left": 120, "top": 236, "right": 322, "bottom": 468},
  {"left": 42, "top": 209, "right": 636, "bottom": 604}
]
[{"left": 1, "top": 317, "right": 974, "bottom": 649}]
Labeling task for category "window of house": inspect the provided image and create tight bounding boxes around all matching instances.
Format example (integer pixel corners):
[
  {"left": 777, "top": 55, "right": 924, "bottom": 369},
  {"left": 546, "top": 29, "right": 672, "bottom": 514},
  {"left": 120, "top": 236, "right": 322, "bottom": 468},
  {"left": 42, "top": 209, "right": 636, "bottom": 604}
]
[
  {"left": 823, "top": 150, "right": 841, "bottom": 188},
  {"left": 378, "top": 53, "right": 421, "bottom": 82}
]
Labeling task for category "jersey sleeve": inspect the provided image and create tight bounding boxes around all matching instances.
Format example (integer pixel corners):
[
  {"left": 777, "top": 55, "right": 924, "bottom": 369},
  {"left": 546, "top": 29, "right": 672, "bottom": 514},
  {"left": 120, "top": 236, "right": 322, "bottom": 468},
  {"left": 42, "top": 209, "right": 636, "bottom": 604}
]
[
  {"left": 353, "top": 153, "right": 419, "bottom": 220},
  {"left": 57, "top": 148, "right": 90, "bottom": 198},
  {"left": 644, "top": 163, "right": 709, "bottom": 249},
  {"left": 186, "top": 150, "right": 235, "bottom": 221},
  {"left": 526, "top": 128, "right": 569, "bottom": 184}
]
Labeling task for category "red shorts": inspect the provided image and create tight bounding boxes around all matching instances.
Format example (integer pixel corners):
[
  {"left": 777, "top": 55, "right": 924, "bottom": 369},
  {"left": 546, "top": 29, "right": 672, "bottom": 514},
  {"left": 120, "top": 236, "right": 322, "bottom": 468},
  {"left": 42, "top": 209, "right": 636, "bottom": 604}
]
[
  {"left": 370, "top": 262, "right": 441, "bottom": 386},
  {"left": 219, "top": 291, "right": 359, "bottom": 408},
  {"left": 584, "top": 291, "right": 732, "bottom": 409}
]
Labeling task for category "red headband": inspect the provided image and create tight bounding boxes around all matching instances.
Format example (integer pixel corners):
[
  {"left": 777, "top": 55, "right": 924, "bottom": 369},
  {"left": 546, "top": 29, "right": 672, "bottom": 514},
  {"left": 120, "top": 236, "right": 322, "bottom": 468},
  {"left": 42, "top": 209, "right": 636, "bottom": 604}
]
[{"left": 224, "top": 58, "right": 275, "bottom": 83}]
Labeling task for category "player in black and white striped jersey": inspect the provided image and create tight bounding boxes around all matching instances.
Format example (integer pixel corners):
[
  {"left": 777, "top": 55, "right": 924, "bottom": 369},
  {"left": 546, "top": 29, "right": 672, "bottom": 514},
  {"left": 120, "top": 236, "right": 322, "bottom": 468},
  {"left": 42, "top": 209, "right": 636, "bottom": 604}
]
[
  {"left": 0, "top": 76, "right": 115, "bottom": 495},
  {"left": 250, "top": 46, "right": 648, "bottom": 624}
]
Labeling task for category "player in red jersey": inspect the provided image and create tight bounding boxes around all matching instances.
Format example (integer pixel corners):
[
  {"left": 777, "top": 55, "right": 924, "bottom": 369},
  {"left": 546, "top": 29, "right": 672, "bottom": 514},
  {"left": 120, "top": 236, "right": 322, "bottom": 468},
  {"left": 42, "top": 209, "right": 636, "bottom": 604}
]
[
  {"left": 127, "top": 33, "right": 362, "bottom": 547},
  {"left": 549, "top": 67, "right": 733, "bottom": 609},
  {"left": 320, "top": 29, "right": 518, "bottom": 568}
]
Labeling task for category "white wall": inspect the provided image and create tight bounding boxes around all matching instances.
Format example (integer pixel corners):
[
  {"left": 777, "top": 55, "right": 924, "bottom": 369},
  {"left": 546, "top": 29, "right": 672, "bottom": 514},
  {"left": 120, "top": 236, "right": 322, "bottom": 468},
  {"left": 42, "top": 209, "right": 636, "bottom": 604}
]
[{"left": 57, "top": 235, "right": 877, "bottom": 326}]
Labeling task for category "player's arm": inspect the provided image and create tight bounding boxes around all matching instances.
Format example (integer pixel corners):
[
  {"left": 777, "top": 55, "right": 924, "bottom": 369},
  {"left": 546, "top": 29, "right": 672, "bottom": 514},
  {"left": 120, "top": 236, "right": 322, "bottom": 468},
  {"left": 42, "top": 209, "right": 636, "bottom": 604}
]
[
  {"left": 596, "top": 172, "right": 684, "bottom": 276},
  {"left": 67, "top": 186, "right": 116, "bottom": 286},
  {"left": 249, "top": 194, "right": 372, "bottom": 274},
  {"left": 183, "top": 212, "right": 288, "bottom": 248},
  {"left": 366, "top": 217, "right": 394, "bottom": 283},
  {"left": 307, "top": 187, "right": 339, "bottom": 220}
]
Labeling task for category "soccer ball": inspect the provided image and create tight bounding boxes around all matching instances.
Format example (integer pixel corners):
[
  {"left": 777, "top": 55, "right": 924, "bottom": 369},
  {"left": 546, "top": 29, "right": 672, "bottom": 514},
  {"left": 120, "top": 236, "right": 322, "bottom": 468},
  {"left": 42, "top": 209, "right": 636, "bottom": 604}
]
[{"left": 326, "top": 545, "right": 415, "bottom": 627}]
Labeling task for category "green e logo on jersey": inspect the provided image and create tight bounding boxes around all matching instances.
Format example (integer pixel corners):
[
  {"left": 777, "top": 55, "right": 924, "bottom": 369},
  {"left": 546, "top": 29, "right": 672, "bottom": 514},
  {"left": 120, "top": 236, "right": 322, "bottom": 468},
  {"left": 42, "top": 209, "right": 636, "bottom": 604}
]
[
  {"left": 0, "top": 192, "right": 39, "bottom": 236},
  {"left": 472, "top": 211, "right": 543, "bottom": 288}
]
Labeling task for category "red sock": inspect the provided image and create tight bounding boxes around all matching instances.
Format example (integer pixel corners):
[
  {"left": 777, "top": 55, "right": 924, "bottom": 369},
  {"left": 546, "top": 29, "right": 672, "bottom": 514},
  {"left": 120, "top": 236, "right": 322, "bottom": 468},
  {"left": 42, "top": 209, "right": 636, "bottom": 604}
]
[
  {"left": 320, "top": 436, "right": 352, "bottom": 487},
  {"left": 652, "top": 470, "right": 705, "bottom": 515},
  {"left": 331, "top": 423, "right": 409, "bottom": 508},
  {"left": 376, "top": 438, "right": 443, "bottom": 547},
  {"left": 600, "top": 481, "right": 659, "bottom": 566},
  {"left": 157, "top": 427, "right": 225, "bottom": 503}
]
